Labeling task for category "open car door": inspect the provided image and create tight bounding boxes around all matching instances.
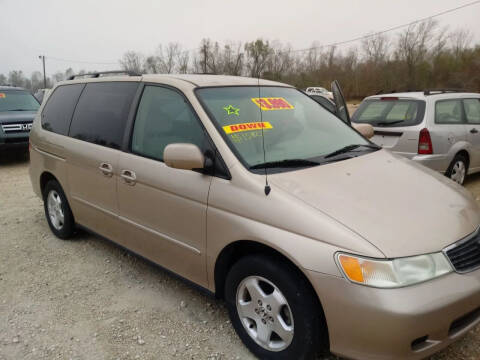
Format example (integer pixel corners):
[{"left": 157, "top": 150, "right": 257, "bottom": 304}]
[{"left": 331, "top": 80, "right": 350, "bottom": 125}]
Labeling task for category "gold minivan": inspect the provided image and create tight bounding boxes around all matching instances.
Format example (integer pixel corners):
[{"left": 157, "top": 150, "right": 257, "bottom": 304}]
[{"left": 30, "top": 73, "right": 480, "bottom": 360}]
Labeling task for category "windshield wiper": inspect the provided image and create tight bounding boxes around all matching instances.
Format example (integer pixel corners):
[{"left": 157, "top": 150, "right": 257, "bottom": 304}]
[
  {"left": 7, "top": 109, "right": 36, "bottom": 111},
  {"left": 250, "top": 159, "right": 319, "bottom": 170},
  {"left": 324, "top": 144, "right": 379, "bottom": 159},
  {"left": 375, "top": 120, "right": 404, "bottom": 126}
]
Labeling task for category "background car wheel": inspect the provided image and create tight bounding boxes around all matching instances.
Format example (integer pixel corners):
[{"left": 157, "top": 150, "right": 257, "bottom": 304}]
[
  {"left": 43, "top": 180, "right": 75, "bottom": 239},
  {"left": 446, "top": 154, "right": 468, "bottom": 185},
  {"left": 225, "top": 254, "right": 326, "bottom": 360}
]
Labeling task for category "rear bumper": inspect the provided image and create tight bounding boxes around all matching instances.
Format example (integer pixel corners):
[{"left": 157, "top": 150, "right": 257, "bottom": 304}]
[
  {"left": 307, "top": 268, "right": 480, "bottom": 360},
  {"left": 394, "top": 152, "right": 451, "bottom": 173}
]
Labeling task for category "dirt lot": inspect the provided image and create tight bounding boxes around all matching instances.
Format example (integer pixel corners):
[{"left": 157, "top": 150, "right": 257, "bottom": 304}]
[{"left": 1, "top": 151, "right": 479, "bottom": 360}]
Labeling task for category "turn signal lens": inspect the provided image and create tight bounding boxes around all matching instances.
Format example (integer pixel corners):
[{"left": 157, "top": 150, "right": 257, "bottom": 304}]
[
  {"left": 338, "top": 255, "right": 364, "bottom": 283},
  {"left": 336, "top": 252, "right": 452, "bottom": 288}
]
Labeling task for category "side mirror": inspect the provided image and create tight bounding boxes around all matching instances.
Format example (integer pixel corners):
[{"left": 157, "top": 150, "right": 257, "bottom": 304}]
[
  {"left": 164, "top": 143, "right": 205, "bottom": 170},
  {"left": 352, "top": 123, "right": 374, "bottom": 139}
]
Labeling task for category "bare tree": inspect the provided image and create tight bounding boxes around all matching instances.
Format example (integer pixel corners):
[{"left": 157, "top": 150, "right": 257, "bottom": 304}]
[
  {"left": 450, "top": 29, "right": 473, "bottom": 57},
  {"left": 145, "top": 55, "right": 162, "bottom": 73},
  {"left": 244, "top": 39, "right": 272, "bottom": 78},
  {"left": 159, "top": 43, "right": 181, "bottom": 73},
  {"left": 30, "top": 71, "right": 44, "bottom": 92},
  {"left": 222, "top": 42, "right": 244, "bottom": 75},
  {"left": 264, "top": 41, "right": 294, "bottom": 81},
  {"left": 395, "top": 19, "right": 437, "bottom": 88},
  {"left": 177, "top": 50, "right": 190, "bottom": 74},
  {"left": 8, "top": 71, "right": 26, "bottom": 87},
  {"left": 197, "top": 39, "right": 212, "bottom": 74},
  {"left": 119, "top": 51, "right": 144, "bottom": 73},
  {"left": 362, "top": 33, "right": 390, "bottom": 64}
]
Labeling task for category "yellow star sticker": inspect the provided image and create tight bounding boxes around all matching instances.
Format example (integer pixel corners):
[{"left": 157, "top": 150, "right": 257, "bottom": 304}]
[{"left": 223, "top": 104, "right": 240, "bottom": 116}]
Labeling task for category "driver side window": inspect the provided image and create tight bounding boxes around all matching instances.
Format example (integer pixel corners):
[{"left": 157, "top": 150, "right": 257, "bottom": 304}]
[{"left": 131, "top": 86, "right": 207, "bottom": 161}]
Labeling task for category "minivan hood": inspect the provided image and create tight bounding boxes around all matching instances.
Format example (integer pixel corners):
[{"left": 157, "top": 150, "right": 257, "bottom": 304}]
[
  {"left": 269, "top": 150, "right": 480, "bottom": 258},
  {"left": 0, "top": 111, "right": 37, "bottom": 124}
]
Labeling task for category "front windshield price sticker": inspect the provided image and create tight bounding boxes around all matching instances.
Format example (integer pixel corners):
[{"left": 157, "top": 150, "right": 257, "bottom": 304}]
[
  {"left": 223, "top": 122, "right": 273, "bottom": 134},
  {"left": 251, "top": 97, "right": 294, "bottom": 111},
  {"left": 0, "top": 93, "right": 5, "bottom": 98}
]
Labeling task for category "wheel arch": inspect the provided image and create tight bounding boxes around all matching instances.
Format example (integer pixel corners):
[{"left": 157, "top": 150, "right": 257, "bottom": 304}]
[
  {"left": 455, "top": 149, "right": 470, "bottom": 168},
  {"left": 40, "top": 171, "right": 60, "bottom": 196},
  {"left": 214, "top": 239, "right": 330, "bottom": 348}
]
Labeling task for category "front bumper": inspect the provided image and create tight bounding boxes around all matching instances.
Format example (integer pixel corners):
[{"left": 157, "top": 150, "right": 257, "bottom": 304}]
[
  {"left": 308, "top": 267, "right": 480, "bottom": 360},
  {"left": 0, "top": 133, "right": 29, "bottom": 150}
]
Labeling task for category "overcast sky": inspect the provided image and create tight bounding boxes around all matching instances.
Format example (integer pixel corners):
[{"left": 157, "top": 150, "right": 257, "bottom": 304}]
[{"left": 1, "top": 0, "right": 479, "bottom": 76}]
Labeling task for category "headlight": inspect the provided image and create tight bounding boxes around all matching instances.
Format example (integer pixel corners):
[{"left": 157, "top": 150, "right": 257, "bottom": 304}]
[{"left": 336, "top": 252, "right": 452, "bottom": 288}]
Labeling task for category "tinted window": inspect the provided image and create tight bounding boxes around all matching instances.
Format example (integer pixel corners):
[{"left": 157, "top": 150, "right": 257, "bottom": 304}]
[
  {"left": 69, "top": 82, "right": 138, "bottom": 149},
  {"left": 464, "top": 99, "right": 480, "bottom": 124},
  {"left": 0, "top": 90, "right": 40, "bottom": 112},
  {"left": 41, "top": 84, "right": 84, "bottom": 135},
  {"left": 435, "top": 100, "right": 464, "bottom": 124},
  {"left": 132, "top": 86, "right": 208, "bottom": 161},
  {"left": 352, "top": 99, "right": 425, "bottom": 127}
]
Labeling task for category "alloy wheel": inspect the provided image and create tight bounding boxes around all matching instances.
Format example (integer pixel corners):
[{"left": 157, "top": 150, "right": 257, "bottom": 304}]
[
  {"left": 450, "top": 160, "right": 466, "bottom": 184},
  {"left": 47, "top": 190, "right": 64, "bottom": 230},
  {"left": 236, "top": 275, "right": 294, "bottom": 352}
]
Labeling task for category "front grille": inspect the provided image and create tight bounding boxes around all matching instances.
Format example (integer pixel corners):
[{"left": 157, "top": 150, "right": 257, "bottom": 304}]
[
  {"left": 445, "top": 231, "right": 480, "bottom": 273},
  {"left": 1, "top": 123, "right": 32, "bottom": 133}
]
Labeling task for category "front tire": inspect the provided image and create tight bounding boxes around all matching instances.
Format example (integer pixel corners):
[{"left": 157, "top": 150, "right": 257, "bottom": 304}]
[
  {"left": 446, "top": 154, "right": 468, "bottom": 185},
  {"left": 43, "top": 180, "right": 75, "bottom": 239},
  {"left": 225, "top": 255, "right": 325, "bottom": 360}
]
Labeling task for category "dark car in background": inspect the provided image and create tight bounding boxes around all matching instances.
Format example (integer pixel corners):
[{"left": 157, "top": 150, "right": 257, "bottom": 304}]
[{"left": 0, "top": 86, "right": 40, "bottom": 151}]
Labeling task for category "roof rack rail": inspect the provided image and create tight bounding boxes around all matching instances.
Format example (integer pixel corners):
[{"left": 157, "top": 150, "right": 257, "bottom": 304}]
[
  {"left": 67, "top": 70, "right": 140, "bottom": 80},
  {"left": 424, "top": 89, "right": 466, "bottom": 95}
]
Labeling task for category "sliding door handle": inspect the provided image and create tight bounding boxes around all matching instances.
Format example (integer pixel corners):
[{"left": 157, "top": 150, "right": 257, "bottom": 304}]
[{"left": 121, "top": 169, "right": 137, "bottom": 185}]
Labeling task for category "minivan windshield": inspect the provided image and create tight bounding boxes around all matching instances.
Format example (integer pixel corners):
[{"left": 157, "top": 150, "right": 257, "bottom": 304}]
[
  {"left": 352, "top": 98, "right": 426, "bottom": 127},
  {"left": 0, "top": 90, "right": 40, "bottom": 112},
  {"left": 196, "top": 86, "right": 375, "bottom": 171}
]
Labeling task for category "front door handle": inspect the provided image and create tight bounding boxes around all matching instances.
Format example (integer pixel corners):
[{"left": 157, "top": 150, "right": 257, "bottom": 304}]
[
  {"left": 99, "top": 162, "right": 113, "bottom": 177},
  {"left": 470, "top": 128, "right": 478, "bottom": 134},
  {"left": 121, "top": 169, "right": 137, "bottom": 185}
]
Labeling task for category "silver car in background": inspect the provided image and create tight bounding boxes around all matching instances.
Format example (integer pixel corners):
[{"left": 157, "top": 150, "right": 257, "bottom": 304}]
[{"left": 352, "top": 90, "right": 480, "bottom": 185}]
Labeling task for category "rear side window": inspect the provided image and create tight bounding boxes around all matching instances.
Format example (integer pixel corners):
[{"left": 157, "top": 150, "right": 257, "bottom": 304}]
[
  {"left": 69, "top": 82, "right": 138, "bottom": 149},
  {"left": 435, "top": 100, "right": 464, "bottom": 124},
  {"left": 42, "top": 85, "right": 84, "bottom": 135},
  {"left": 352, "top": 99, "right": 425, "bottom": 127},
  {"left": 464, "top": 99, "right": 480, "bottom": 124},
  {"left": 131, "top": 86, "right": 208, "bottom": 161}
]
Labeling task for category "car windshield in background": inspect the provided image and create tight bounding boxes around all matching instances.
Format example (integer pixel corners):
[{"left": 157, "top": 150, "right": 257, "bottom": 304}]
[
  {"left": 352, "top": 98, "right": 426, "bottom": 127},
  {"left": 196, "top": 86, "right": 374, "bottom": 171},
  {"left": 0, "top": 90, "right": 40, "bottom": 112}
]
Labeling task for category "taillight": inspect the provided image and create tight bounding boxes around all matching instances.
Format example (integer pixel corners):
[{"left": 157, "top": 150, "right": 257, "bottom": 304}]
[{"left": 418, "top": 128, "right": 433, "bottom": 154}]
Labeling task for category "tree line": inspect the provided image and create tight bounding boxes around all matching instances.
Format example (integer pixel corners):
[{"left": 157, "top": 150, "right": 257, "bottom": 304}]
[{"left": 1, "top": 20, "right": 479, "bottom": 100}]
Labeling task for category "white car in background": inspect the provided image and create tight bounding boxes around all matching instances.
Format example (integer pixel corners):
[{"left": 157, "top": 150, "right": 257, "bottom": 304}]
[
  {"left": 306, "top": 86, "right": 334, "bottom": 100},
  {"left": 351, "top": 90, "right": 480, "bottom": 185}
]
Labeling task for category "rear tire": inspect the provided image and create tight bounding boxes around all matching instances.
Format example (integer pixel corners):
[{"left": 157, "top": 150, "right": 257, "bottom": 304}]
[
  {"left": 225, "top": 254, "right": 325, "bottom": 360},
  {"left": 43, "top": 180, "right": 75, "bottom": 239},
  {"left": 446, "top": 154, "right": 468, "bottom": 185}
]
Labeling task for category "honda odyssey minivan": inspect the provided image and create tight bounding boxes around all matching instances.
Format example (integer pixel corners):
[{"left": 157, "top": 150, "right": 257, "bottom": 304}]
[{"left": 30, "top": 73, "right": 480, "bottom": 360}]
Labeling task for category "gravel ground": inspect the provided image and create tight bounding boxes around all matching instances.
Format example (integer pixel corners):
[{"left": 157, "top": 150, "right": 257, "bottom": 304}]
[{"left": 0, "top": 151, "right": 479, "bottom": 360}]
